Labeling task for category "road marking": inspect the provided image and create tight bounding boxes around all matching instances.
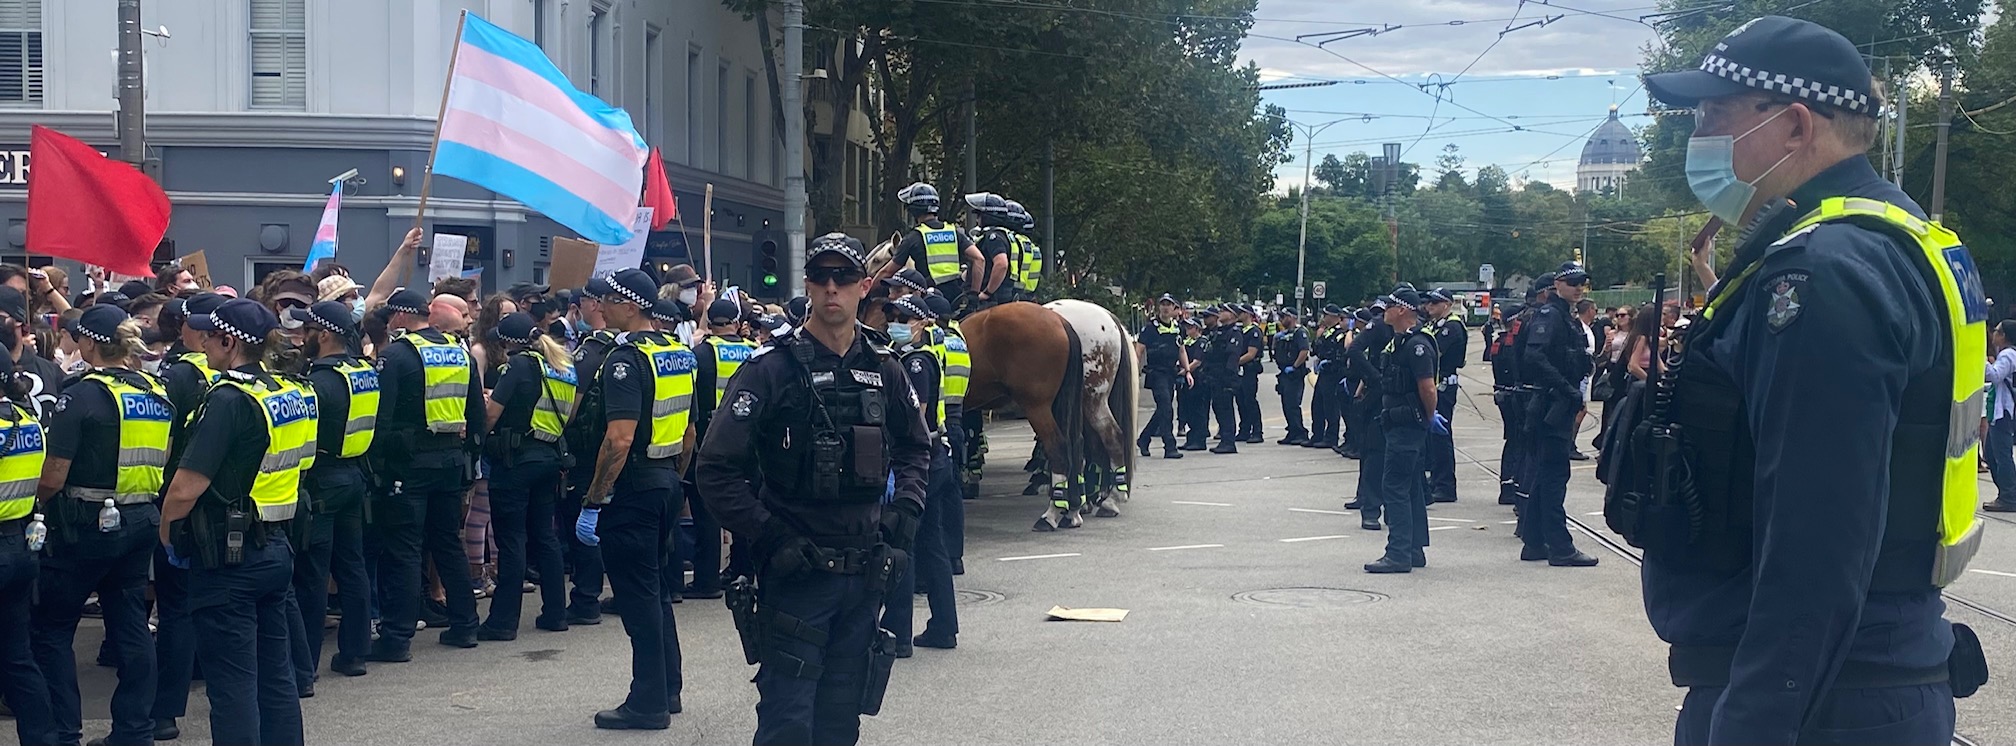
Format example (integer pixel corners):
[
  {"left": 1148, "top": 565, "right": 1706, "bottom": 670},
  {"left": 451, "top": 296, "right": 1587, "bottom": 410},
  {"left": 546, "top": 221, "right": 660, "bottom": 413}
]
[
  {"left": 1573, "top": 464, "right": 1599, "bottom": 470},
  {"left": 997, "top": 553, "right": 1081, "bottom": 562},
  {"left": 1426, "top": 517, "right": 1475, "bottom": 523},
  {"left": 1171, "top": 501, "right": 1233, "bottom": 507},
  {"left": 1147, "top": 544, "right": 1224, "bottom": 552},
  {"left": 1499, "top": 520, "right": 1519, "bottom": 525},
  {"left": 1585, "top": 511, "right": 1605, "bottom": 516},
  {"left": 1968, "top": 568, "right": 2016, "bottom": 578},
  {"left": 1429, "top": 526, "right": 1460, "bottom": 532},
  {"left": 1279, "top": 535, "right": 1350, "bottom": 543},
  {"left": 1288, "top": 508, "right": 1353, "bottom": 516}
]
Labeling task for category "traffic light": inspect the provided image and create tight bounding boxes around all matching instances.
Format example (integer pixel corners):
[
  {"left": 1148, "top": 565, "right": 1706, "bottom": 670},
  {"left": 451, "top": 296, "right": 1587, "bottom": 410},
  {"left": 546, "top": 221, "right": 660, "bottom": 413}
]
[{"left": 759, "top": 240, "right": 780, "bottom": 291}]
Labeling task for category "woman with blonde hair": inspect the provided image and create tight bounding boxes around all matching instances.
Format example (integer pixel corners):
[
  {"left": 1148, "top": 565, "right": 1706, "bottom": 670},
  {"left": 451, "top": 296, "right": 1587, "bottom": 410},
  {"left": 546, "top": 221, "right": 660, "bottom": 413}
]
[{"left": 476, "top": 313, "right": 576, "bottom": 638}]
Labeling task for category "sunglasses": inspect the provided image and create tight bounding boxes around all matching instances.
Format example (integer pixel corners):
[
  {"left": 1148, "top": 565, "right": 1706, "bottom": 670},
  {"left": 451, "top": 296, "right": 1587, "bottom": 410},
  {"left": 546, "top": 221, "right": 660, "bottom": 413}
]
[{"left": 805, "top": 266, "right": 866, "bottom": 286}]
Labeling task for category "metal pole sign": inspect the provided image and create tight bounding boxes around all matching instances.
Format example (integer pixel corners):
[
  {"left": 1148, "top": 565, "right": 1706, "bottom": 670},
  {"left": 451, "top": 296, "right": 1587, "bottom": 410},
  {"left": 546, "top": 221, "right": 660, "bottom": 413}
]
[
  {"left": 1312, "top": 281, "right": 1326, "bottom": 299},
  {"left": 1293, "top": 286, "right": 1304, "bottom": 299}
]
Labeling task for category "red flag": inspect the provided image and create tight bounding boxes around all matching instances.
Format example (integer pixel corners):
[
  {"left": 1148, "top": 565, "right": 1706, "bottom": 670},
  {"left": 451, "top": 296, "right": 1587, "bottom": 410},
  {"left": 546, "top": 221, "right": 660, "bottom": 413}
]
[
  {"left": 642, "top": 147, "right": 677, "bottom": 231},
  {"left": 25, "top": 125, "right": 169, "bottom": 277}
]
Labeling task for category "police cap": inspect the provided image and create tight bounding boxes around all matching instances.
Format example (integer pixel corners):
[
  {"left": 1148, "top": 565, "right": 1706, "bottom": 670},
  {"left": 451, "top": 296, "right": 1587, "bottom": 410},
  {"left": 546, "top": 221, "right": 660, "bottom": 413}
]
[
  {"left": 606, "top": 268, "right": 659, "bottom": 309},
  {"left": 286, "top": 300, "right": 359, "bottom": 338},
  {"left": 1642, "top": 16, "right": 1877, "bottom": 116},
  {"left": 384, "top": 288, "right": 430, "bottom": 316},
  {"left": 1424, "top": 288, "right": 1454, "bottom": 304},
  {"left": 494, "top": 312, "right": 543, "bottom": 344},
  {"left": 1322, "top": 304, "right": 1344, "bottom": 317},
  {"left": 923, "top": 292, "right": 954, "bottom": 319},
  {"left": 884, "top": 268, "right": 931, "bottom": 293},
  {"left": 189, "top": 298, "right": 277, "bottom": 344},
  {"left": 1385, "top": 285, "right": 1424, "bottom": 311},
  {"left": 67, "top": 304, "right": 128, "bottom": 344},
  {"left": 648, "top": 298, "right": 689, "bottom": 324},
  {"left": 805, "top": 233, "right": 867, "bottom": 270},
  {"left": 706, "top": 298, "right": 743, "bottom": 325}
]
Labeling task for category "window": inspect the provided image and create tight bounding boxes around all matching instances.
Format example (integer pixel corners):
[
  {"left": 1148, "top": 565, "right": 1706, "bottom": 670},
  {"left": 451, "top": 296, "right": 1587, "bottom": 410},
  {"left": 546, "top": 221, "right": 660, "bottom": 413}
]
[
  {"left": 686, "top": 49, "right": 701, "bottom": 165},
  {"left": 843, "top": 142, "right": 859, "bottom": 223},
  {"left": 855, "top": 144, "right": 870, "bottom": 226},
  {"left": 644, "top": 27, "right": 663, "bottom": 147},
  {"left": 0, "top": 0, "right": 40, "bottom": 104},
  {"left": 717, "top": 62, "right": 730, "bottom": 175},
  {"left": 587, "top": 5, "right": 607, "bottom": 98},
  {"left": 531, "top": 0, "right": 547, "bottom": 50},
  {"left": 249, "top": 0, "right": 306, "bottom": 109},
  {"left": 744, "top": 72, "right": 757, "bottom": 181}
]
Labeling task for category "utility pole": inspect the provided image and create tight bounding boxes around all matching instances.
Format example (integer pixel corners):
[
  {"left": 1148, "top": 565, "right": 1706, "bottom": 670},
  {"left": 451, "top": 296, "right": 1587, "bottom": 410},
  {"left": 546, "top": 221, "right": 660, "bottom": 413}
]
[
  {"left": 963, "top": 81, "right": 977, "bottom": 203},
  {"left": 1930, "top": 60, "right": 1954, "bottom": 223},
  {"left": 781, "top": 0, "right": 807, "bottom": 296},
  {"left": 1043, "top": 139, "right": 1055, "bottom": 278},
  {"left": 1295, "top": 131, "right": 1313, "bottom": 311},
  {"left": 1893, "top": 73, "right": 1908, "bottom": 187},
  {"left": 117, "top": 0, "right": 154, "bottom": 180}
]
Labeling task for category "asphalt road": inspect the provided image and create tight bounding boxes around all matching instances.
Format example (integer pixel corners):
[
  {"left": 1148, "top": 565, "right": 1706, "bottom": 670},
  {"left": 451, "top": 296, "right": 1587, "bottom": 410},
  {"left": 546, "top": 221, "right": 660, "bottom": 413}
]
[{"left": 43, "top": 331, "right": 2016, "bottom": 745}]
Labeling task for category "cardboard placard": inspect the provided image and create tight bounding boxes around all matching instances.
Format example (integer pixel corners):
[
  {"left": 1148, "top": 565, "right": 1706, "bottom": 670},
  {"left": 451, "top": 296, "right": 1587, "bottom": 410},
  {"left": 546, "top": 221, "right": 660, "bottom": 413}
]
[
  {"left": 178, "top": 250, "right": 212, "bottom": 289},
  {"left": 548, "top": 238, "right": 600, "bottom": 290},
  {"left": 428, "top": 234, "right": 469, "bottom": 283}
]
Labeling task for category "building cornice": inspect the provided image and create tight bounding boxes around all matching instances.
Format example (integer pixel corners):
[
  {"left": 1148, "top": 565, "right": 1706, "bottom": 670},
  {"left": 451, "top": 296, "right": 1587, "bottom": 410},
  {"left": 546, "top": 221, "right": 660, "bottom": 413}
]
[{"left": 0, "top": 111, "right": 440, "bottom": 150}]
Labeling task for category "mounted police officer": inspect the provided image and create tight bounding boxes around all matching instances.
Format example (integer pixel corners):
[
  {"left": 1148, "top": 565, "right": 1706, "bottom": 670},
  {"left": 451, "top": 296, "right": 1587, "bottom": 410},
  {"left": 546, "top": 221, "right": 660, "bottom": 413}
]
[
  {"left": 290, "top": 301, "right": 378, "bottom": 683},
  {"left": 1135, "top": 294, "right": 1189, "bottom": 459},
  {"left": 159, "top": 299, "right": 313, "bottom": 746},
  {"left": 1272, "top": 308, "right": 1311, "bottom": 445},
  {"left": 1614, "top": 16, "right": 1987, "bottom": 743},
  {"left": 1366, "top": 287, "right": 1443, "bottom": 573},
  {"left": 1516, "top": 266, "right": 1599, "bottom": 567},
  {"left": 574, "top": 269, "right": 694, "bottom": 729},
  {"left": 1003, "top": 199, "right": 1042, "bottom": 303},
  {"left": 1307, "top": 305, "right": 1348, "bottom": 450},
  {"left": 878, "top": 183, "right": 985, "bottom": 310},
  {"left": 697, "top": 233, "right": 932, "bottom": 746},
  {"left": 961, "top": 193, "right": 1018, "bottom": 311},
  {"left": 1424, "top": 289, "right": 1465, "bottom": 503}
]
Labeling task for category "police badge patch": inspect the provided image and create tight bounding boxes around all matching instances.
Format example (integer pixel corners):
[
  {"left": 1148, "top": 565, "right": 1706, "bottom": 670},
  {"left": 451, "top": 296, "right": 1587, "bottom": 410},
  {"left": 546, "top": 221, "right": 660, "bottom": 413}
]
[
  {"left": 611, "top": 362, "right": 631, "bottom": 380},
  {"left": 730, "top": 390, "right": 757, "bottom": 420},
  {"left": 909, "top": 357, "right": 925, "bottom": 374},
  {"left": 1765, "top": 272, "right": 1808, "bottom": 333}
]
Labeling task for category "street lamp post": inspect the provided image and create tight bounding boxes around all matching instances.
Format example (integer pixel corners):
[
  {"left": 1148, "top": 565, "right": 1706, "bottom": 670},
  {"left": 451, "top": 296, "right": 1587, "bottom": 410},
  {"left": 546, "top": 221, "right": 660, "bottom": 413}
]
[{"left": 1288, "top": 117, "right": 1355, "bottom": 311}]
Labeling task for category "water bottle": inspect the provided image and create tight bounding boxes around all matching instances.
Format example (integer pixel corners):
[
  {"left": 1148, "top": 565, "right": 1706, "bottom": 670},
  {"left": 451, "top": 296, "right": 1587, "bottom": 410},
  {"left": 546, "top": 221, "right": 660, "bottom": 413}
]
[
  {"left": 98, "top": 499, "right": 121, "bottom": 533},
  {"left": 25, "top": 512, "right": 45, "bottom": 552}
]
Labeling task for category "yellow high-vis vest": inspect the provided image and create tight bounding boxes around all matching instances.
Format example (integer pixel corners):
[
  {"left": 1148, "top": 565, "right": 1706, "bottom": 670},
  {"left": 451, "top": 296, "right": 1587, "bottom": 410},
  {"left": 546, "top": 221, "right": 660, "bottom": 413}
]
[
  {"left": 710, "top": 337, "right": 758, "bottom": 399},
  {"left": 523, "top": 350, "right": 578, "bottom": 443},
  {"left": 319, "top": 357, "right": 379, "bottom": 459},
  {"left": 77, "top": 370, "right": 171, "bottom": 505},
  {"left": 933, "top": 322, "right": 970, "bottom": 410},
  {"left": 920, "top": 223, "right": 962, "bottom": 285},
  {"left": 215, "top": 372, "right": 315, "bottom": 521},
  {"left": 396, "top": 332, "right": 472, "bottom": 434},
  {"left": 0, "top": 402, "right": 44, "bottom": 521},
  {"left": 623, "top": 333, "right": 695, "bottom": 460}
]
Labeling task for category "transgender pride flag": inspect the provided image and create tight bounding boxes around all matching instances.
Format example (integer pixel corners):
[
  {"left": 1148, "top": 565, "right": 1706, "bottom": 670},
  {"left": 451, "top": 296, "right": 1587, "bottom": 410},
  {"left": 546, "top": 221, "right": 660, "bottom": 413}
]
[
  {"left": 301, "top": 184, "right": 341, "bottom": 271},
  {"left": 432, "top": 13, "right": 647, "bottom": 245}
]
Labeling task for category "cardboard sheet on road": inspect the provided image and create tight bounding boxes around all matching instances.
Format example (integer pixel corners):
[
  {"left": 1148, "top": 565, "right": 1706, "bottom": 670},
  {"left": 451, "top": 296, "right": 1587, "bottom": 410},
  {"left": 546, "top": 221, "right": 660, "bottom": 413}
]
[{"left": 1045, "top": 606, "right": 1129, "bottom": 622}]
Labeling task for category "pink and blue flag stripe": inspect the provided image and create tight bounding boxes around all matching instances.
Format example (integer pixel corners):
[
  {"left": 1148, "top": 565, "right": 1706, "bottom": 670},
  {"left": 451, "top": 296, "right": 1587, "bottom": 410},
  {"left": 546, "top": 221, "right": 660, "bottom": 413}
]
[
  {"left": 301, "top": 184, "right": 341, "bottom": 271},
  {"left": 434, "top": 14, "right": 647, "bottom": 245}
]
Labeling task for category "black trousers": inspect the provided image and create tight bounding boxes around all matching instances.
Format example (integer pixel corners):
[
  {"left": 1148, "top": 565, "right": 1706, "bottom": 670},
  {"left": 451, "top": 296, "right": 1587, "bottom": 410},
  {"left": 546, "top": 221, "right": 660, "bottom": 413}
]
[
  {"left": 191, "top": 532, "right": 302, "bottom": 746},
  {"left": 1138, "top": 370, "right": 1179, "bottom": 449},
  {"left": 1354, "top": 416, "right": 1387, "bottom": 520},
  {"left": 753, "top": 568, "right": 878, "bottom": 746},
  {"left": 372, "top": 462, "right": 478, "bottom": 651},
  {"left": 602, "top": 481, "right": 683, "bottom": 715},
  {"left": 33, "top": 503, "right": 159, "bottom": 746},
  {"left": 1427, "top": 382, "right": 1460, "bottom": 500},
  {"left": 486, "top": 458, "right": 568, "bottom": 633},
  {"left": 559, "top": 480, "right": 606, "bottom": 619},
  {"left": 1210, "top": 382, "right": 1238, "bottom": 444},
  {"left": 1342, "top": 385, "right": 1368, "bottom": 449},
  {"left": 1277, "top": 370, "right": 1308, "bottom": 439},
  {"left": 1496, "top": 391, "right": 1529, "bottom": 500},
  {"left": 1381, "top": 422, "right": 1431, "bottom": 562},
  {"left": 153, "top": 544, "right": 197, "bottom": 723},
  {"left": 0, "top": 525, "right": 54, "bottom": 746},
  {"left": 1519, "top": 430, "right": 1579, "bottom": 558},
  {"left": 1179, "top": 380, "right": 1211, "bottom": 443},
  {"left": 1311, "top": 373, "right": 1342, "bottom": 444},
  {"left": 1236, "top": 368, "right": 1262, "bottom": 436}
]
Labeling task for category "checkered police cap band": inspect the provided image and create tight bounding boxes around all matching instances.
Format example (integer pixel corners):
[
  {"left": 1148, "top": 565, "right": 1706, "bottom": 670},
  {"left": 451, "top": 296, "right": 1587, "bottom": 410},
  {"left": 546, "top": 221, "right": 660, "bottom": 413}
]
[
  {"left": 75, "top": 325, "right": 113, "bottom": 344},
  {"left": 208, "top": 312, "right": 263, "bottom": 344},
  {"left": 307, "top": 313, "right": 350, "bottom": 337},
  {"left": 891, "top": 296, "right": 931, "bottom": 320},
  {"left": 607, "top": 279, "right": 655, "bottom": 309},
  {"left": 1700, "top": 54, "right": 1872, "bottom": 114},
  {"left": 498, "top": 328, "right": 535, "bottom": 344}
]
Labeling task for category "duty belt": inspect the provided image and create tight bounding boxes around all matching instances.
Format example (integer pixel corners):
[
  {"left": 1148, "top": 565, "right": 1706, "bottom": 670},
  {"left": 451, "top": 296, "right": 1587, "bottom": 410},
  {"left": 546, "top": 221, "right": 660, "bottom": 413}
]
[
  {"left": 1668, "top": 645, "right": 1948, "bottom": 689},
  {"left": 69, "top": 487, "right": 157, "bottom": 506}
]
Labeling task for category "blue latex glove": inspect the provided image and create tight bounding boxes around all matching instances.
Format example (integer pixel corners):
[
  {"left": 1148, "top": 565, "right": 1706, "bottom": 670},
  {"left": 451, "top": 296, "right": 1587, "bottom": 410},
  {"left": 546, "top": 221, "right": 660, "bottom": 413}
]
[
  {"left": 163, "top": 543, "right": 192, "bottom": 570},
  {"left": 575, "top": 507, "right": 602, "bottom": 547},
  {"left": 1428, "top": 413, "right": 1450, "bottom": 436}
]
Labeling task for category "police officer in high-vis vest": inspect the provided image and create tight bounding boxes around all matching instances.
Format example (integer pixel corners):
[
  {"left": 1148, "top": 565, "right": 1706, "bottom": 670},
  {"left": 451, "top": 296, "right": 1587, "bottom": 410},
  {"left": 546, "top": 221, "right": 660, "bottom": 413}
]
[
  {"left": 292, "top": 301, "right": 377, "bottom": 681},
  {"left": 923, "top": 291, "right": 968, "bottom": 571},
  {"left": 561, "top": 276, "right": 618, "bottom": 625},
  {"left": 33, "top": 304, "right": 167, "bottom": 746},
  {"left": 367, "top": 288, "right": 487, "bottom": 659},
  {"left": 1135, "top": 294, "right": 1189, "bottom": 459},
  {"left": 1615, "top": 17, "right": 1987, "bottom": 742},
  {"left": 885, "top": 294, "right": 959, "bottom": 650},
  {"left": 152, "top": 291, "right": 226, "bottom": 739},
  {"left": 687, "top": 298, "right": 757, "bottom": 600},
  {"left": 479, "top": 312, "right": 577, "bottom": 640},
  {"left": 573, "top": 269, "right": 693, "bottom": 730},
  {"left": 698, "top": 233, "right": 932, "bottom": 746},
  {"left": 1005, "top": 200, "right": 1042, "bottom": 302},
  {"left": 0, "top": 339, "right": 53, "bottom": 746},
  {"left": 879, "top": 183, "right": 985, "bottom": 308},
  {"left": 160, "top": 298, "right": 314, "bottom": 746}
]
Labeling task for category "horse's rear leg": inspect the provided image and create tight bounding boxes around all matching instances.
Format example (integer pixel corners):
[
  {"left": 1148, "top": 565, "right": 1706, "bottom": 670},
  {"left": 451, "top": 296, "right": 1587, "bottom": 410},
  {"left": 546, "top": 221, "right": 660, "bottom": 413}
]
[
  {"left": 1085, "top": 399, "right": 1131, "bottom": 515},
  {"left": 1025, "top": 407, "right": 1082, "bottom": 532}
]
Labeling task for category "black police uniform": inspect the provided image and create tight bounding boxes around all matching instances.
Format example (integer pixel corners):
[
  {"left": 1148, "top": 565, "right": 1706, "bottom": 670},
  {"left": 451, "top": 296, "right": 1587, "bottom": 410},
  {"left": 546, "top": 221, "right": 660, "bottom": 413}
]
[
  {"left": 561, "top": 327, "right": 617, "bottom": 623},
  {"left": 480, "top": 348, "right": 573, "bottom": 638},
  {"left": 892, "top": 331, "right": 958, "bottom": 648},
  {"left": 154, "top": 341, "right": 216, "bottom": 731},
  {"left": 1369, "top": 315, "right": 1437, "bottom": 572},
  {"left": 1271, "top": 318, "right": 1311, "bottom": 444},
  {"left": 697, "top": 322, "right": 932, "bottom": 746},
  {"left": 368, "top": 326, "right": 487, "bottom": 656},
  {"left": 1134, "top": 316, "right": 1184, "bottom": 456},
  {"left": 1515, "top": 291, "right": 1591, "bottom": 562},
  {"left": 34, "top": 367, "right": 164, "bottom": 746},
  {"left": 890, "top": 218, "right": 977, "bottom": 302},
  {"left": 298, "top": 353, "right": 376, "bottom": 679},
  {"left": 1489, "top": 299, "right": 1532, "bottom": 506},
  {"left": 1234, "top": 317, "right": 1265, "bottom": 441},
  {"left": 178, "top": 363, "right": 306, "bottom": 746},
  {"left": 0, "top": 373, "right": 53, "bottom": 746},
  {"left": 970, "top": 225, "right": 1016, "bottom": 310},
  {"left": 1346, "top": 317, "right": 1392, "bottom": 520},
  {"left": 688, "top": 331, "right": 751, "bottom": 599},
  {"left": 1177, "top": 325, "right": 1211, "bottom": 449},
  {"left": 1206, "top": 320, "right": 1244, "bottom": 453},
  {"left": 1307, "top": 315, "right": 1347, "bottom": 449},
  {"left": 1427, "top": 311, "right": 1468, "bottom": 502}
]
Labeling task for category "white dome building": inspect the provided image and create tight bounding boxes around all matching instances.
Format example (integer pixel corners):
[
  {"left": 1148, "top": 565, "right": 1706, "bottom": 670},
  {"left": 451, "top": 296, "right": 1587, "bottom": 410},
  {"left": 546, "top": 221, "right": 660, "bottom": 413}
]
[{"left": 1577, "top": 105, "right": 1642, "bottom": 195}]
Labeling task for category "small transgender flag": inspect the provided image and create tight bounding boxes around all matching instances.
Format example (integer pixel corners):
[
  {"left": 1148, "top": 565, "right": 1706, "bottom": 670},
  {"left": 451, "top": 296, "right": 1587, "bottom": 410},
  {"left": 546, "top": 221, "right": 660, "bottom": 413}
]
[
  {"left": 432, "top": 13, "right": 647, "bottom": 245},
  {"left": 301, "top": 183, "right": 341, "bottom": 271}
]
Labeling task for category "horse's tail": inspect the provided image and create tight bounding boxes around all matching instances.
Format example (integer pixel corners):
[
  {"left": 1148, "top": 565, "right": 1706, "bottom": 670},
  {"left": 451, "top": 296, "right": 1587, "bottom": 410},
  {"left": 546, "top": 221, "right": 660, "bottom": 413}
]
[
  {"left": 1112, "top": 319, "right": 1139, "bottom": 480},
  {"left": 1052, "top": 319, "right": 1086, "bottom": 493}
]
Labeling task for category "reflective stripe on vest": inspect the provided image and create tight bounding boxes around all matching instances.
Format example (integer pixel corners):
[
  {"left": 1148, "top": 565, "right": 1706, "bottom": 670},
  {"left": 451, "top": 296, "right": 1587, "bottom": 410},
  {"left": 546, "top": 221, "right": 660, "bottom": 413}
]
[
  {"left": 934, "top": 322, "right": 970, "bottom": 409},
  {"left": 0, "top": 403, "right": 44, "bottom": 520},
  {"left": 76, "top": 371, "right": 171, "bottom": 504},
  {"left": 174, "top": 352, "right": 219, "bottom": 427},
  {"left": 216, "top": 373, "right": 314, "bottom": 521},
  {"left": 711, "top": 338, "right": 757, "bottom": 396},
  {"left": 1020, "top": 237, "right": 1042, "bottom": 292},
  {"left": 920, "top": 223, "right": 962, "bottom": 284},
  {"left": 523, "top": 350, "right": 579, "bottom": 443},
  {"left": 329, "top": 358, "right": 379, "bottom": 458},
  {"left": 397, "top": 332, "right": 472, "bottom": 434},
  {"left": 625, "top": 334, "right": 695, "bottom": 459},
  {"left": 1706, "top": 197, "right": 1985, "bottom": 586}
]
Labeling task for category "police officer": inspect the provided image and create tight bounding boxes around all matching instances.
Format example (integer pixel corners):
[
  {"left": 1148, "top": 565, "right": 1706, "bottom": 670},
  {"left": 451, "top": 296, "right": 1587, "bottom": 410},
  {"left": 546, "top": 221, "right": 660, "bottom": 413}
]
[
  {"left": 0, "top": 340, "right": 52, "bottom": 746},
  {"left": 159, "top": 298, "right": 312, "bottom": 746},
  {"left": 1205, "top": 307, "right": 1244, "bottom": 454},
  {"left": 1232, "top": 305, "right": 1265, "bottom": 442},
  {"left": 886, "top": 295, "right": 959, "bottom": 649},
  {"left": 1272, "top": 308, "right": 1311, "bottom": 445},
  {"left": 152, "top": 292, "right": 226, "bottom": 739},
  {"left": 1345, "top": 302, "right": 1392, "bottom": 520},
  {"left": 477, "top": 312, "right": 576, "bottom": 639},
  {"left": 878, "top": 184, "right": 985, "bottom": 307},
  {"left": 688, "top": 298, "right": 759, "bottom": 599},
  {"left": 573, "top": 268, "right": 692, "bottom": 729},
  {"left": 697, "top": 233, "right": 932, "bottom": 746},
  {"left": 1003, "top": 200, "right": 1041, "bottom": 303},
  {"left": 1424, "top": 289, "right": 1465, "bottom": 503},
  {"left": 922, "top": 291, "right": 968, "bottom": 571},
  {"left": 1624, "top": 17, "right": 1984, "bottom": 741},
  {"left": 1176, "top": 316, "right": 1209, "bottom": 449},
  {"left": 289, "top": 301, "right": 377, "bottom": 684},
  {"left": 1489, "top": 285, "right": 1538, "bottom": 507},
  {"left": 367, "top": 287, "right": 487, "bottom": 659},
  {"left": 33, "top": 304, "right": 164, "bottom": 746},
  {"left": 1515, "top": 266, "right": 1598, "bottom": 567},
  {"left": 961, "top": 192, "right": 1018, "bottom": 310},
  {"left": 560, "top": 276, "right": 618, "bottom": 625},
  {"left": 1307, "top": 305, "right": 1348, "bottom": 449},
  {"left": 1134, "top": 294, "right": 1189, "bottom": 459},
  {"left": 1366, "top": 287, "right": 1442, "bottom": 574}
]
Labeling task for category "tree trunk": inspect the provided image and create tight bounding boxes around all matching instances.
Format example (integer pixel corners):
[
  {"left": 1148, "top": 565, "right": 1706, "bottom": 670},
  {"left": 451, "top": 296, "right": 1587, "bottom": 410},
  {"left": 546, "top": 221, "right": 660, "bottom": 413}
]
[
  {"left": 753, "top": 9, "right": 787, "bottom": 154},
  {"left": 809, "top": 33, "right": 878, "bottom": 231}
]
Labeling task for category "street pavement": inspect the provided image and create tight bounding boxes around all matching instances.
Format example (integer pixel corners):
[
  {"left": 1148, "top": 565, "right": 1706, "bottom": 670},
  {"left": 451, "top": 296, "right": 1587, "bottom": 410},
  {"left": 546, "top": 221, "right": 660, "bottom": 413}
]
[{"left": 44, "top": 330, "right": 2016, "bottom": 745}]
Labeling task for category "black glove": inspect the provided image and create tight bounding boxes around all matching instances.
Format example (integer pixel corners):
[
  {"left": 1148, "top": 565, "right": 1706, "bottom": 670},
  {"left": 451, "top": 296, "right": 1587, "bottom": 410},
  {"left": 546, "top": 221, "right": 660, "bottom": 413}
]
[
  {"left": 758, "top": 518, "right": 820, "bottom": 580},
  {"left": 878, "top": 499, "right": 922, "bottom": 552}
]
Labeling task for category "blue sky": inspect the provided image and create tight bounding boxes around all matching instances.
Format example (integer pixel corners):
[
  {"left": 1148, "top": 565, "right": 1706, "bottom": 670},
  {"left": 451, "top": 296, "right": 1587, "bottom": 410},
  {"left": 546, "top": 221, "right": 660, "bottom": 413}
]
[{"left": 1242, "top": 0, "right": 1665, "bottom": 191}]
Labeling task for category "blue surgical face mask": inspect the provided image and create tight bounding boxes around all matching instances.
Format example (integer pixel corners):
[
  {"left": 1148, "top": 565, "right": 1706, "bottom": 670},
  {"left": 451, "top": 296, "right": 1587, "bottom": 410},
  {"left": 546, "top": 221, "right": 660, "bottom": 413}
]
[
  {"left": 886, "top": 323, "right": 912, "bottom": 345},
  {"left": 350, "top": 298, "right": 366, "bottom": 323},
  {"left": 1685, "top": 106, "right": 1795, "bottom": 224}
]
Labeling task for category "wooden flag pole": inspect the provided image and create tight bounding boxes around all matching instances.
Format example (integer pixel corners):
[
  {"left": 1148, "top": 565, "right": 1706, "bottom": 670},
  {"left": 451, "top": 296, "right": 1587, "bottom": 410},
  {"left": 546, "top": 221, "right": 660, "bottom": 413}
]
[
  {"left": 413, "top": 9, "right": 469, "bottom": 235},
  {"left": 702, "top": 183, "right": 715, "bottom": 282}
]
